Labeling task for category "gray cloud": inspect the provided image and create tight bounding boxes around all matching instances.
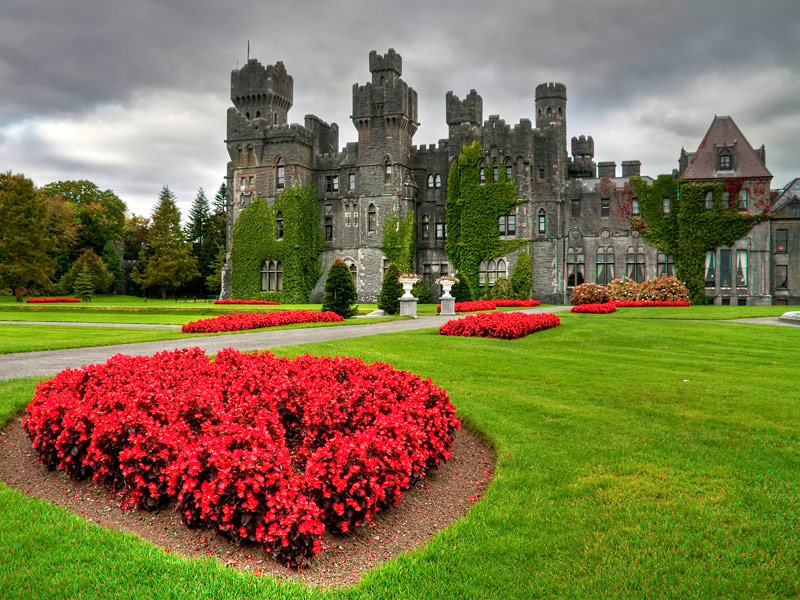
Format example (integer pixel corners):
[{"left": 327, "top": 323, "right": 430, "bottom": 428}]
[{"left": 0, "top": 0, "right": 797, "bottom": 215}]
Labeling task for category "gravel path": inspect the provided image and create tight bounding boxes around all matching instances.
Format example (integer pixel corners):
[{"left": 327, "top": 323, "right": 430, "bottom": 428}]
[{"left": 0, "top": 307, "right": 570, "bottom": 381}]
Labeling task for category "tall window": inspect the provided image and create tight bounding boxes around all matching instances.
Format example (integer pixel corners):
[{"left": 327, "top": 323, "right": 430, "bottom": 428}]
[
  {"left": 704, "top": 251, "right": 716, "bottom": 287},
  {"left": 571, "top": 199, "right": 581, "bottom": 217},
  {"left": 324, "top": 216, "right": 333, "bottom": 241},
  {"left": 776, "top": 264, "right": 788, "bottom": 289},
  {"left": 421, "top": 215, "right": 430, "bottom": 240},
  {"left": 325, "top": 175, "right": 339, "bottom": 193},
  {"left": 505, "top": 160, "right": 513, "bottom": 180},
  {"left": 738, "top": 189, "right": 747, "bottom": 211},
  {"left": 275, "top": 211, "right": 283, "bottom": 240},
  {"left": 436, "top": 222, "right": 446, "bottom": 240},
  {"left": 384, "top": 159, "right": 392, "bottom": 183},
  {"left": 479, "top": 259, "right": 507, "bottom": 287},
  {"left": 736, "top": 250, "right": 748, "bottom": 287},
  {"left": 720, "top": 249, "right": 732, "bottom": 288},
  {"left": 706, "top": 191, "right": 714, "bottom": 210},
  {"left": 601, "top": 199, "right": 610, "bottom": 217},
  {"left": 626, "top": 247, "right": 645, "bottom": 283},
  {"left": 492, "top": 164, "right": 499, "bottom": 182},
  {"left": 657, "top": 253, "right": 675, "bottom": 276},
  {"left": 776, "top": 229, "right": 788, "bottom": 252},
  {"left": 434, "top": 174, "right": 442, "bottom": 188},
  {"left": 276, "top": 160, "right": 285, "bottom": 190},
  {"left": 349, "top": 262, "right": 357, "bottom": 280},
  {"left": 538, "top": 209, "right": 546, "bottom": 234},
  {"left": 260, "top": 260, "right": 282, "bottom": 291},
  {"left": 427, "top": 174, "right": 434, "bottom": 189},
  {"left": 367, "top": 204, "right": 377, "bottom": 233},
  {"left": 349, "top": 172, "right": 355, "bottom": 191},
  {"left": 596, "top": 247, "right": 615, "bottom": 285},
  {"left": 479, "top": 165, "right": 486, "bottom": 185},
  {"left": 567, "top": 248, "right": 585, "bottom": 287},
  {"left": 662, "top": 198, "right": 671, "bottom": 214},
  {"left": 498, "top": 214, "right": 516, "bottom": 236},
  {"left": 632, "top": 199, "right": 640, "bottom": 216}
]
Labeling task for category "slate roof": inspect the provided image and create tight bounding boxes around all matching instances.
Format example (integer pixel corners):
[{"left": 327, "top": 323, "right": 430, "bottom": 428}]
[
  {"left": 772, "top": 177, "right": 800, "bottom": 212},
  {"left": 682, "top": 116, "right": 772, "bottom": 180}
]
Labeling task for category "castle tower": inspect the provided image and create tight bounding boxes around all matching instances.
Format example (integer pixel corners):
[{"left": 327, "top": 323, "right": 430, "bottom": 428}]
[
  {"left": 230, "top": 59, "right": 293, "bottom": 124},
  {"left": 535, "top": 82, "right": 568, "bottom": 185}
]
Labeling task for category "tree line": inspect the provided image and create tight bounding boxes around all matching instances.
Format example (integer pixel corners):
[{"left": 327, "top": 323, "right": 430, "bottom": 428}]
[{"left": 0, "top": 172, "right": 227, "bottom": 301}]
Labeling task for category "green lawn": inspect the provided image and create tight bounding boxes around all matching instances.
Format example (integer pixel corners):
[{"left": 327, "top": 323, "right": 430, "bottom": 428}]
[
  {"left": 1, "top": 310, "right": 799, "bottom": 598},
  {"left": 0, "top": 324, "right": 190, "bottom": 353}
]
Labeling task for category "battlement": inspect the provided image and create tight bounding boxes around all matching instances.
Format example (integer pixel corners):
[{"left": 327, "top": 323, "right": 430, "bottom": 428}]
[
  {"left": 446, "top": 89, "right": 483, "bottom": 126},
  {"left": 352, "top": 78, "right": 418, "bottom": 123},
  {"left": 535, "top": 82, "right": 567, "bottom": 101},
  {"left": 231, "top": 59, "right": 293, "bottom": 105},
  {"left": 571, "top": 135, "right": 594, "bottom": 158},
  {"left": 304, "top": 114, "right": 339, "bottom": 154},
  {"left": 369, "top": 48, "right": 402, "bottom": 76},
  {"left": 411, "top": 141, "right": 449, "bottom": 156}
]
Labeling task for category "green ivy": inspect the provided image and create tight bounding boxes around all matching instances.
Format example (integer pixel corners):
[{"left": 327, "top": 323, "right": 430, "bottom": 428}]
[
  {"left": 230, "top": 186, "right": 323, "bottom": 303},
  {"left": 381, "top": 210, "right": 415, "bottom": 273},
  {"left": 633, "top": 175, "right": 762, "bottom": 304},
  {"left": 446, "top": 140, "right": 528, "bottom": 297}
]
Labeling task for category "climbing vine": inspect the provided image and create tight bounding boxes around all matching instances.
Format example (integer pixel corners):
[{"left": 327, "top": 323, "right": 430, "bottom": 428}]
[
  {"left": 633, "top": 175, "right": 763, "bottom": 304},
  {"left": 446, "top": 140, "right": 528, "bottom": 297},
  {"left": 230, "top": 186, "right": 324, "bottom": 303},
  {"left": 381, "top": 209, "right": 415, "bottom": 273}
]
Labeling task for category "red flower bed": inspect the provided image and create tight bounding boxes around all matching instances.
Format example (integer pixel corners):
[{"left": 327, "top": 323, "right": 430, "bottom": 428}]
[
  {"left": 613, "top": 300, "right": 691, "bottom": 308},
  {"left": 24, "top": 348, "right": 460, "bottom": 568},
  {"left": 570, "top": 302, "right": 617, "bottom": 314},
  {"left": 25, "top": 297, "right": 80, "bottom": 303},
  {"left": 437, "top": 299, "right": 541, "bottom": 313},
  {"left": 182, "top": 310, "right": 343, "bottom": 333},
  {"left": 439, "top": 311, "right": 560, "bottom": 339},
  {"left": 213, "top": 299, "right": 280, "bottom": 305}
]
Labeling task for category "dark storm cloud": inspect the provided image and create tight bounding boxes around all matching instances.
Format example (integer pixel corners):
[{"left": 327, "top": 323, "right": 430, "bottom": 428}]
[{"left": 0, "top": 0, "right": 797, "bottom": 214}]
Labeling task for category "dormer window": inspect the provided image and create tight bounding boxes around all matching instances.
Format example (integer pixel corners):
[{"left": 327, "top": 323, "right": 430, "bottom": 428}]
[{"left": 719, "top": 154, "right": 732, "bottom": 170}]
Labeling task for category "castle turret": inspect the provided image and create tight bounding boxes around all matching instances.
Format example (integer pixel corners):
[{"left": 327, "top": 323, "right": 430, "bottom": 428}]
[
  {"left": 569, "top": 135, "right": 596, "bottom": 178},
  {"left": 230, "top": 59, "right": 293, "bottom": 124},
  {"left": 535, "top": 82, "right": 568, "bottom": 185}
]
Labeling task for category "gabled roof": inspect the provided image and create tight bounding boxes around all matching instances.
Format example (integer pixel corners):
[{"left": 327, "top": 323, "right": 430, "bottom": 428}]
[
  {"left": 682, "top": 116, "right": 772, "bottom": 180},
  {"left": 772, "top": 177, "right": 800, "bottom": 212}
]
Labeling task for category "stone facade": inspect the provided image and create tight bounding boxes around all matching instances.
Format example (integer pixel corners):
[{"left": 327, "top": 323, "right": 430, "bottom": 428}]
[{"left": 222, "top": 49, "right": 792, "bottom": 305}]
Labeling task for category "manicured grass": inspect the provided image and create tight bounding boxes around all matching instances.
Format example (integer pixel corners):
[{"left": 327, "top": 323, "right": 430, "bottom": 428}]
[
  {"left": 608, "top": 304, "right": 790, "bottom": 320},
  {"left": 0, "top": 325, "right": 191, "bottom": 354},
  {"left": 1, "top": 310, "right": 799, "bottom": 598}
]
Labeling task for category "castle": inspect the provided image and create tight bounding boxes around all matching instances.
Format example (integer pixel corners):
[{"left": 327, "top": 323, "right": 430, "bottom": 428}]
[{"left": 221, "top": 48, "right": 798, "bottom": 306}]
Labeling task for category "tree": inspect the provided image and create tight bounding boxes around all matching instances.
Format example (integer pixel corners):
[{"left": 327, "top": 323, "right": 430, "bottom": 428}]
[
  {"left": 322, "top": 259, "right": 358, "bottom": 318},
  {"left": 72, "top": 264, "right": 95, "bottom": 302},
  {"left": 450, "top": 271, "right": 472, "bottom": 302},
  {"left": 134, "top": 186, "right": 198, "bottom": 300},
  {"left": 184, "top": 188, "right": 211, "bottom": 295},
  {"left": 39, "top": 180, "right": 126, "bottom": 254},
  {"left": 412, "top": 279, "right": 434, "bottom": 303},
  {"left": 0, "top": 172, "right": 53, "bottom": 301},
  {"left": 63, "top": 248, "right": 113, "bottom": 294},
  {"left": 377, "top": 263, "right": 403, "bottom": 314},
  {"left": 123, "top": 214, "right": 150, "bottom": 261},
  {"left": 44, "top": 194, "right": 80, "bottom": 280},
  {"left": 101, "top": 240, "right": 124, "bottom": 293},
  {"left": 510, "top": 250, "right": 533, "bottom": 299}
]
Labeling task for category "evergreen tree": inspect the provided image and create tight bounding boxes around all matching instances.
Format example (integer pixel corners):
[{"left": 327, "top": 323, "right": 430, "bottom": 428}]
[
  {"left": 322, "top": 259, "right": 358, "bottom": 318},
  {"left": 64, "top": 248, "right": 113, "bottom": 294},
  {"left": 510, "top": 250, "right": 533, "bottom": 299},
  {"left": 101, "top": 240, "right": 124, "bottom": 293},
  {"left": 205, "top": 245, "right": 225, "bottom": 297},
  {"left": 0, "top": 172, "right": 53, "bottom": 301},
  {"left": 377, "top": 263, "right": 403, "bottom": 314},
  {"left": 213, "top": 182, "right": 228, "bottom": 214},
  {"left": 412, "top": 278, "right": 434, "bottom": 303},
  {"left": 72, "top": 264, "right": 95, "bottom": 302},
  {"left": 185, "top": 188, "right": 211, "bottom": 295},
  {"left": 450, "top": 271, "right": 472, "bottom": 302},
  {"left": 134, "top": 186, "right": 199, "bottom": 300}
]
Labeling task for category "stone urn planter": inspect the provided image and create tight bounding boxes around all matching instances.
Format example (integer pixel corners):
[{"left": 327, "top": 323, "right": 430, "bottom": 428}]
[
  {"left": 436, "top": 275, "right": 458, "bottom": 299},
  {"left": 398, "top": 274, "right": 421, "bottom": 299}
]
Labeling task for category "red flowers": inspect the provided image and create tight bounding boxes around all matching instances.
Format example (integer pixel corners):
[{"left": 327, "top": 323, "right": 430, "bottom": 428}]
[
  {"left": 612, "top": 300, "right": 691, "bottom": 307},
  {"left": 570, "top": 302, "right": 617, "bottom": 313},
  {"left": 25, "top": 297, "right": 80, "bottom": 303},
  {"left": 213, "top": 299, "right": 280, "bottom": 305},
  {"left": 182, "top": 310, "right": 343, "bottom": 333},
  {"left": 439, "top": 311, "right": 560, "bottom": 339},
  {"left": 437, "top": 299, "right": 541, "bottom": 313},
  {"left": 23, "top": 348, "right": 459, "bottom": 568}
]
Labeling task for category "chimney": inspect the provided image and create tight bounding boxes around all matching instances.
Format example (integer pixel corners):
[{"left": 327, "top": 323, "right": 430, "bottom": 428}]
[
  {"left": 597, "top": 161, "right": 616, "bottom": 178},
  {"left": 621, "top": 160, "right": 641, "bottom": 177}
]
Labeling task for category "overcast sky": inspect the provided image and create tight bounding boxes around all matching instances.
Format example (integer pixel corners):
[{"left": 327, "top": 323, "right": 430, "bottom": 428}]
[{"left": 1, "top": 0, "right": 798, "bottom": 218}]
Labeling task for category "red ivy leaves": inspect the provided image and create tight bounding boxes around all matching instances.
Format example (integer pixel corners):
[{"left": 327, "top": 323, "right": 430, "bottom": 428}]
[
  {"left": 439, "top": 311, "right": 560, "bottom": 339},
  {"left": 182, "top": 310, "right": 343, "bottom": 333},
  {"left": 25, "top": 297, "right": 80, "bottom": 303},
  {"left": 570, "top": 303, "right": 617, "bottom": 314},
  {"left": 437, "top": 299, "right": 541, "bottom": 314},
  {"left": 23, "top": 348, "right": 459, "bottom": 568},
  {"left": 213, "top": 299, "right": 280, "bottom": 305}
]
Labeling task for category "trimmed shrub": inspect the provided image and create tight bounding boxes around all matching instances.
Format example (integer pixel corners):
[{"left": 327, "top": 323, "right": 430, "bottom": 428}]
[
  {"left": 510, "top": 250, "right": 532, "bottom": 299},
  {"left": 322, "top": 259, "right": 358, "bottom": 318},
  {"left": 412, "top": 278, "right": 434, "bottom": 304},
  {"left": 377, "top": 263, "right": 403, "bottom": 315},
  {"left": 606, "top": 277, "right": 641, "bottom": 301},
  {"left": 637, "top": 275, "right": 690, "bottom": 302},
  {"left": 569, "top": 283, "right": 609, "bottom": 305},
  {"left": 450, "top": 271, "right": 472, "bottom": 302},
  {"left": 490, "top": 277, "right": 514, "bottom": 300}
]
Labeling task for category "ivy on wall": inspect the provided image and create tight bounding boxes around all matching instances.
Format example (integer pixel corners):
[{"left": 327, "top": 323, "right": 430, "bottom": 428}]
[
  {"left": 230, "top": 186, "right": 324, "bottom": 303},
  {"left": 633, "top": 175, "right": 762, "bottom": 304},
  {"left": 381, "top": 209, "right": 415, "bottom": 273},
  {"left": 445, "top": 140, "right": 528, "bottom": 297}
]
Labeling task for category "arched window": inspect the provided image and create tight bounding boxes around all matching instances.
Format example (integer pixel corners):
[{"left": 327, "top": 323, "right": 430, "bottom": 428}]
[
  {"left": 567, "top": 248, "right": 585, "bottom": 287},
  {"left": 273, "top": 111, "right": 278, "bottom": 124},
  {"left": 384, "top": 157, "right": 392, "bottom": 183},
  {"left": 479, "top": 260, "right": 488, "bottom": 287},
  {"left": 421, "top": 214, "right": 430, "bottom": 240},
  {"left": 479, "top": 162, "right": 486, "bottom": 185},
  {"left": 496, "top": 259, "right": 507, "bottom": 280},
  {"left": 538, "top": 209, "right": 546, "bottom": 234},
  {"left": 488, "top": 260, "right": 497, "bottom": 286},
  {"left": 492, "top": 162, "right": 499, "bottom": 182},
  {"left": 636, "top": 249, "right": 646, "bottom": 283},
  {"left": 367, "top": 204, "right": 377, "bottom": 233},
  {"left": 504, "top": 160, "right": 513, "bottom": 180},
  {"left": 255, "top": 111, "right": 261, "bottom": 118},
  {"left": 260, "top": 260, "right": 268, "bottom": 291},
  {"left": 276, "top": 157, "right": 285, "bottom": 190},
  {"left": 261, "top": 260, "right": 282, "bottom": 291},
  {"left": 434, "top": 174, "right": 442, "bottom": 189},
  {"left": 706, "top": 191, "right": 714, "bottom": 210},
  {"left": 245, "top": 112, "right": 250, "bottom": 120},
  {"left": 324, "top": 216, "right": 333, "bottom": 241},
  {"left": 248, "top": 147, "right": 256, "bottom": 166},
  {"left": 237, "top": 148, "right": 244, "bottom": 167},
  {"left": 349, "top": 262, "right": 357, "bottom": 280},
  {"left": 427, "top": 174, "right": 434, "bottom": 189},
  {"left": 275, "top": 211, "right": 283, "bottom": 240}
]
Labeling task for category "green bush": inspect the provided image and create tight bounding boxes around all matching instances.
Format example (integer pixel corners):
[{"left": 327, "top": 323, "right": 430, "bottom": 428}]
[
  {"left": 377, "top": 263, "right": 403, "bottom": 315},
  {"left": 322, "top": 259, "right": 358, "bottom": 318},
  {"left": 490, "top": 277, "right": 514, "bottom": 299},
  {"left": 510, "top": 250, "right": 532, "bottom": 299},
  {"left": 412, "top": 278, "right": 434, "bottom": 304},
  {"left": 450, "top": 272, "right": 472, "bottom": 302},
  {"left": 570, "top": 283, "right": 609, "bottom": 305},
  {"left": 63, "top": 249, "right": 113, "bottom": 294}
]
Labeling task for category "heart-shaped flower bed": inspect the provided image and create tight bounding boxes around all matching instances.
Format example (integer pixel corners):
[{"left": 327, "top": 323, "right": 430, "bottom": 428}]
[{"left": 23, "top": 348, "right": 460, "bottom": 568}]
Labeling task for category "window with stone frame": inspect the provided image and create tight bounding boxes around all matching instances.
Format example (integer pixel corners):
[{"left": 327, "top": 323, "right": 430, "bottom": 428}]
[
  {"left": 538, "top": 209, "right": 546, "bottom": 234},
  {"left": 349, "top": 262, "right": 357, "bottom": 280},
  {"left": 571, "top": 199, "right": 581, "bottom": 217},
  {"left": 421, "top": 215, "right": 430, "bottom": 240},
  {"left": 275, "top": 211, "right": 284, "bottom": 240},
  {"left": 276, "top": 160, "right": 285, "bottom": 190},
  {"left": 567, "top": 247, "right": 585, "bottom": 287},
  {"left": 479, "top": 164, "right": 486, "bottom": 185},
  {"left": 504, "top": 160, "right": 513, "bottom": 180},
  {"left": 367, "top": 204, "right": 377, "bottom": 233},
  {"left": 662, "top": 197, "right": 671, "bottom": 214},
  {"left": 720, "top": 249, "right": 732, "bottom": 288},
  {"left": 596, "top": 247, "right": 615, "bottom": 285},
  {"left": 776, "top": 229, "right": 788, "bottom": 252},
  {"left": 790, "top": 204, "right": 800, "bottom": 218},
  {"left": 626, "top": 247, "right": 645, "bottom": 283},
  {"left": 657, "top": 252, "right": 675, "bottom": 277},
  {"left": 704, "top": 251, "right": 716, "bottom": 287},
  {"left": 436, "top": 222, "right": 446, "bottom": 240},
  {"left": 384, "top": 159, "right": 392, "bottom": 183},
  {"left": 260, "top": 260, "right": 282, "bottom": 292},
  {"left": 736, "top": 250, "right": 748, "bottom": 288},
  {"left": 492, "top": 164, "right": 499, "bottom": 182},
  {"left": 434, "top": 174, "right": 442, "bottom": 189},
  {"left": 600, "top": 199, "right": 610, "bottom": 218},
  {"left": 706, "top": 191, "right": 714, "bottom": 210},
  {"left": 719, "top": 153, "right": 732, "bottom": 170},
  {"left": 324, "top": 216, "right": 333, "bottom": 241},
  {"left": 325, "top": 175, "right": 339, "bottom": 193},
  {"left": 427, "top": 174, "right": 434, "bottom": 189},
  {"left": 738, "top": 189, "right": 747, "bottom": 211},
  {"left": 776, "top": 264, "right": 788, "bottom": 289},
  {"left": 349, "top": 172, "right": 355, "bottom": 191},
  {"left": 498, "top": 213, "right": 515, "bottom": 236},
  {"left": 632, "top": 198, "right": 640, "bottom": 216}
]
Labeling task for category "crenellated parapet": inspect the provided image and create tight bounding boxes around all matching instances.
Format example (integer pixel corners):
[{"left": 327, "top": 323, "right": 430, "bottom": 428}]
[
  {"left": 446, "top": 89, "right": 483, "bottom": 127},
  {"left": 230, "top": 59, "right": 293, "bottom": 125}
]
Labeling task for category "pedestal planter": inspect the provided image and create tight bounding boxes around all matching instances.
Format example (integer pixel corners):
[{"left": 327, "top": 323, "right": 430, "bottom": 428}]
[{"left": 398, "top": 276, "right": 421, "bottom": 299}]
